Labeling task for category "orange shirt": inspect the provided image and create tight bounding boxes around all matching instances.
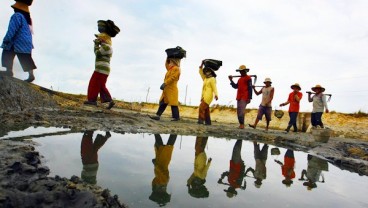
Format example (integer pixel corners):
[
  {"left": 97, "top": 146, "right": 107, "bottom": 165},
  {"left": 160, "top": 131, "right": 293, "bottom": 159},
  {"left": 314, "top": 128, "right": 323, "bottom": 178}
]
[
  {"left": 282, "top": 156, "right": 295, "bottom": 179},
  {"left": 236, "top": 76, "right": 252, "bottom": 101},
  {"left": 228, "top": 160, "right": 244, "bottom": 188},
  {"left": 287, "top": 92, "right": 303, "bottom": 112}
]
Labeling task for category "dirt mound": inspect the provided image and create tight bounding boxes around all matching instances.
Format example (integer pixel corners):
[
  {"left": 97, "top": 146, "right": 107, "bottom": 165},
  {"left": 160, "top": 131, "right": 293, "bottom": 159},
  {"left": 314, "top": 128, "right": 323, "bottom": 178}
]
[{"left": 0, "top": 76, "right": 57, "bottom": 113}]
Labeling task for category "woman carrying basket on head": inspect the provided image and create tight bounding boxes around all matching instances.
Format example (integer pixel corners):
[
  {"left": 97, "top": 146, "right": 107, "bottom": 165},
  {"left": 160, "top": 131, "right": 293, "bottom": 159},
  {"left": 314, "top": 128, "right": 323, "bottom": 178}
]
[
  {"left": 197, "top": 59, "right": 220, "bottom": 125},
  {"left": 150, "top": 46, "right": 185, "bottom": 121}
]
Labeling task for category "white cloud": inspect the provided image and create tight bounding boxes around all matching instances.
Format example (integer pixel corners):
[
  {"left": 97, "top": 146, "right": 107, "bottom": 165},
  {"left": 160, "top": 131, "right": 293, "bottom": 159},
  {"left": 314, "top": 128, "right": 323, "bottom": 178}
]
[{"left": 1, "top": 0, "right": 367, "bottom": 113}]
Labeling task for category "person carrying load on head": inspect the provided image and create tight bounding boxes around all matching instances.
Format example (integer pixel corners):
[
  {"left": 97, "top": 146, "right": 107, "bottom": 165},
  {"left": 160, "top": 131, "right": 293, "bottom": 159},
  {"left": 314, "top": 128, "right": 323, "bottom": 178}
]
[
  {"left": 84, "top": 20, "right": 120, "bottom": 109},
  {"left": 197, "top": 59, "right": 220, "bottom": 125},
  {"left": 280, "top": 83, "right": 303, "bottom": 133},
  {"left": 1, "top": 0, "right": 37, "bottom": 82},
  {"left": 307, "top": 84, "right": 329, "bottom": 128},
  {"left": 150, "top": 46, "right": 185, "bottom": 121},
  {"left": 249, "top": 78, "right": 274, "bottom": 131},
  {"left": 228, "top": 65, "right": 253, "bottom": 129},
  {"left": 187, "top": 136, "right": 211, "bottom": 198}
]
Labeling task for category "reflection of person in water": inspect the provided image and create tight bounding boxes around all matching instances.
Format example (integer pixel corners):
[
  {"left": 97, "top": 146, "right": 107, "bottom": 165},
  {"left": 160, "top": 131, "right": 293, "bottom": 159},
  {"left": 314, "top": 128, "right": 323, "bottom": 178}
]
[
  {"left": 80, "top": 130, "right": 110, "bottom": 184},
  {"left": 246, "top": 141, "right": 269, "bottom": 188},
  {"left": 274, "top": 149, "right": 295, "bottom": 187},
  {"left": 149, "top": 134, "right": 177, "bottom": 206},
  {"left": 218, "top": 140, "right": 246, "bottom": 198},
  {"left": 187, "top": 136, "right": 211, "bottom": 198},
  {"left": 299, "top": 154, "right": 328, "bottom": 190}
]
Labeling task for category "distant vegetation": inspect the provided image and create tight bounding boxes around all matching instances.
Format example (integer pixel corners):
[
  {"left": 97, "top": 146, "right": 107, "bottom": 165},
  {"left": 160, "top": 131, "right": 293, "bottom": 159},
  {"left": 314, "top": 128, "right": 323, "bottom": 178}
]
[{"left": 350, "top": 110, "right": 368, "bottom": 118}]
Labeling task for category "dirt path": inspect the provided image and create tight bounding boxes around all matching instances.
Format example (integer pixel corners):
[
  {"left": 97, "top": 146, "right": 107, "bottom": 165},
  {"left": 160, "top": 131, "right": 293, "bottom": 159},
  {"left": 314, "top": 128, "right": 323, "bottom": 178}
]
[
  {"left": 1, "top": 104, "right": 367, "bottom": 176},
  {"left": 0, "top": 76, "right": 367, "bottom": 207}
]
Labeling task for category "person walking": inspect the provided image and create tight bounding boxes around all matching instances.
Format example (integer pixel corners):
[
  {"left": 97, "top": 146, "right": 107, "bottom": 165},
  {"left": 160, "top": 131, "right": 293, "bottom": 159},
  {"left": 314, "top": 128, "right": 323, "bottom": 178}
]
[
  {"left": 280, "top": 83, "right": 303, "bottom": 132},
  {"left": 307, "top": 84, "right": 329, "bottom": 128},
  {"left": 149, "top": 134, "right": 177, "bottom": 206},
  {"left": 249, "top": 78, "right": 274, "bottom": 131},
  {"left": 150, "top": 47, "right": 185, "bottom": 121},
  {"left": 187, "top": 136, "right": 211, "bottom": 198},
  {"left": 80, "top": 130, "right": 110, "bottom": 185},
  {"left": 274, "top": 149, "right": 295, "bottom": 187},
  {"left": 245, "top": 142, "right": 269, "bottom": 188},
  {"left": 1, "top": 0, "right": 36, "bottom": 82},
  {"left": 84, "top": 20, "right": 120, "bottom": 109},
  {"left": 228, "top": 65, "right": 253, "bottom": 129},
  {"left": 197, "top": 60, "right": 218, "bottom": 125},
  {"left": 217, "top": 140, "right": 247, "bottom": 198}
]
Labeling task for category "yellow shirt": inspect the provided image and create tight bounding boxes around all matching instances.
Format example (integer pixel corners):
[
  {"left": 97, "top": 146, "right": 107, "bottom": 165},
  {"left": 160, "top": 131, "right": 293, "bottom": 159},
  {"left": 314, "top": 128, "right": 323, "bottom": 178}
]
[
  {"left": 160, "top": 65, "right": 180, "bottom": 106},
  {"left": 152, "top": 145, "right": 174, "bottom": 185},
  {"left": 199, "top": 67, "right": 218, "bottom": 105},
  {"left": 193, "top": 152, "right": 211, "bottom": 179},
  {"left": 187, "top": 152, "right": 211, "bottom": 185}
]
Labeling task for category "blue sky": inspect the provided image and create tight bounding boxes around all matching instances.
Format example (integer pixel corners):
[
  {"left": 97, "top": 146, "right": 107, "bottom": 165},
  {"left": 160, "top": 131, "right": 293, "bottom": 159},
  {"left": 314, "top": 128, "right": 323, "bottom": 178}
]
[{"left": 1, "top": 0, "right": 368, "bottom": 113}]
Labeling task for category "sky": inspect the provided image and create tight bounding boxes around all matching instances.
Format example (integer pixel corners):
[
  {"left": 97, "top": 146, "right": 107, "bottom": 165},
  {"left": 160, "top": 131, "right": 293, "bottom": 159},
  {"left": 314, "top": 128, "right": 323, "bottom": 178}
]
[{"left": 1, "top": 0, "right": 368, "bottom": 113}]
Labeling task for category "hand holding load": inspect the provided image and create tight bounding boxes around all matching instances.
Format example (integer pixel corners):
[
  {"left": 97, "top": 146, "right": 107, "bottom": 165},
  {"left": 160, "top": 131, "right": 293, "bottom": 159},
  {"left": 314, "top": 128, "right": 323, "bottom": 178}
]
[{"left": 160, "top": 83, "right": 165, "bottom": 90}]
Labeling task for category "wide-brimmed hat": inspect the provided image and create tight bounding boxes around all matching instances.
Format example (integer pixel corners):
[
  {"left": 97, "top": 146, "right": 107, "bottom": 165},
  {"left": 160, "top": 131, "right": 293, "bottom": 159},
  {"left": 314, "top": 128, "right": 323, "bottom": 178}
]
[
  {"left": 224, "top": 187, "right": 237, "bottom": 198},
  {"left": 282, "top": 179, "right": 293, "bottom": 187},
  {"left": 291, "top": 83, "right": 301, "bottom": 90},
  {"left": 236, "top": 65, "right": 249, "bottom": 72},
  {"left": 263, "top": 78, "right": 272, "bottom": 83},
  {"left": 311, "top": 84, "right": 325, "bottom": 92}
]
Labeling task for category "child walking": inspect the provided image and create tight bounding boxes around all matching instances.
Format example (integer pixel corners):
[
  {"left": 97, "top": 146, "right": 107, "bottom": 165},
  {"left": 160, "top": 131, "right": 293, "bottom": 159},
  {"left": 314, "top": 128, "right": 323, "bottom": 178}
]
[
  {"left": 249, "top": 78, "right": 274, "bottom": 131},
  {"left": 308, "top": 84, "right": 329, "bottom": 128},
  {"left": 198, "top": 60, "right": 218, "bottom": 125},
  {"left": 280, "top": 83, "right": 303, "bottom": 132},
  {"left": 84, "top": 20, "right": 120, "bottom": 109}
]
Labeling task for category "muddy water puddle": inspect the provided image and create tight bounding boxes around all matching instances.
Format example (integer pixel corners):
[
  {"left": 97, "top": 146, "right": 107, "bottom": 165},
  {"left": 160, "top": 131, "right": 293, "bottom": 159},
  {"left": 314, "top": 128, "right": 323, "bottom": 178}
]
[{"left": 3, "top": 128, "right": 368, "bottom": 207}]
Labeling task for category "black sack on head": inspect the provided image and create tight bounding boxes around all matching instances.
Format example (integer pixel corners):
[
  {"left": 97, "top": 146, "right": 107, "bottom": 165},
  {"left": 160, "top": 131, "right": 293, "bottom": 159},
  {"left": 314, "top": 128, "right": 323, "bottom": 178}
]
[
  {"left": 105, "top": 20, "right": 120, "bottom": 37},
  {"left": 165, "top": 46, "right": 186, "bottom": 59},
  {"left": 204, "top": 59, "right": 222, "bottom": 71}
]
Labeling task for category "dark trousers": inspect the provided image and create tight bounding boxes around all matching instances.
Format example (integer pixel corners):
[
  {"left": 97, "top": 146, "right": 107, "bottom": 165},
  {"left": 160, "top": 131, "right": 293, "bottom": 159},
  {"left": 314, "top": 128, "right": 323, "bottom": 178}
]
[
  {"left": 2, "top": 49, "right": 37, "bottom": 71},
  {"left": 285, "top": 149, "right": 294, "bottom": 158},
  {"left": 156, "top": 101, "right": 180, "bottom": 119},
  {"left": 311, "top": 112, "right": 324, "bottom": 127},
  {"left": 154, "top": 134, "right": 177, "bottom": 147},
  {"left": 287, "top": 112, "right": 299, "bottom": 131},
  {"left": 232, "top": 140, "right": 243, "bottom": 163}
]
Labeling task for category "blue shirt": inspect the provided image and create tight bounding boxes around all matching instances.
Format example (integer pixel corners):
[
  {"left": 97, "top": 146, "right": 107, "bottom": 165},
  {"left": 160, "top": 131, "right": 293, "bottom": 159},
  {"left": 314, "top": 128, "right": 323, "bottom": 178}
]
[{"left": 1, "top": 13, "right": 33, "bottom": 54}]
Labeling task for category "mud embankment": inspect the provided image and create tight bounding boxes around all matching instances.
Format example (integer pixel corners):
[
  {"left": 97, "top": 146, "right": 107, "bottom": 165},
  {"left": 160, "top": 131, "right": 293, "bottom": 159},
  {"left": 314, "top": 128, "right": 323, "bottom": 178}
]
[{"left": 0, "top": 76, "right": 367, "bottom": 206}]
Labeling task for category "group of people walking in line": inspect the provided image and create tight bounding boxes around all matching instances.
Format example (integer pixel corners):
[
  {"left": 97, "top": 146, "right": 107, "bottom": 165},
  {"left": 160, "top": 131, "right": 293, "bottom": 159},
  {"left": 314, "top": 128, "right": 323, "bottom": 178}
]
[
  {"left": 147, "top": 52, "right": 330, "bottom": 132},
  {"left": 82, "top": 132, "right": 329, "bottom": 206},
  {"left": 1, "top": 0, "right": 330, "bottom": 132}
]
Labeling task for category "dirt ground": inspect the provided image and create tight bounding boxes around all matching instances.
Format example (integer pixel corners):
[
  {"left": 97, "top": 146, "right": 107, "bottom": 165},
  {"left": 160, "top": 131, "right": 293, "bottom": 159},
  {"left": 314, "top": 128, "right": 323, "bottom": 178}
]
[{"left": 0, "top": 76, "right": 367, "bottom": 207}]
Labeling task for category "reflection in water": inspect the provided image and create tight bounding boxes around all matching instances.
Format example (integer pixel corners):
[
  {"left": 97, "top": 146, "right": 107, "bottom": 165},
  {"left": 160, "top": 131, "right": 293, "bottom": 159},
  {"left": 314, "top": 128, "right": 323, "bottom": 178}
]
[
  {"left": 299, "top": 154, "right": 329, "bottom": 190},
  {"left": 187, "top": 136, "right": 211, "bottom": 198},
  {"left": 218, "top": 140, "right": 247, "bottom": 198},
  {"left": 80, "top": 130, "right": 110, "bottom": 184},
  {"left": 31, "top": 132, "right": 367, "bottom": 208},
  {"left": 246, "top": 142, "right": 269, "bottom": 188},
  {"left": 274, "top": 149, "right": 296, "bottom": 187},
  {"left": 149, "top": 134, "right": 177, "bottom": 207}
]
